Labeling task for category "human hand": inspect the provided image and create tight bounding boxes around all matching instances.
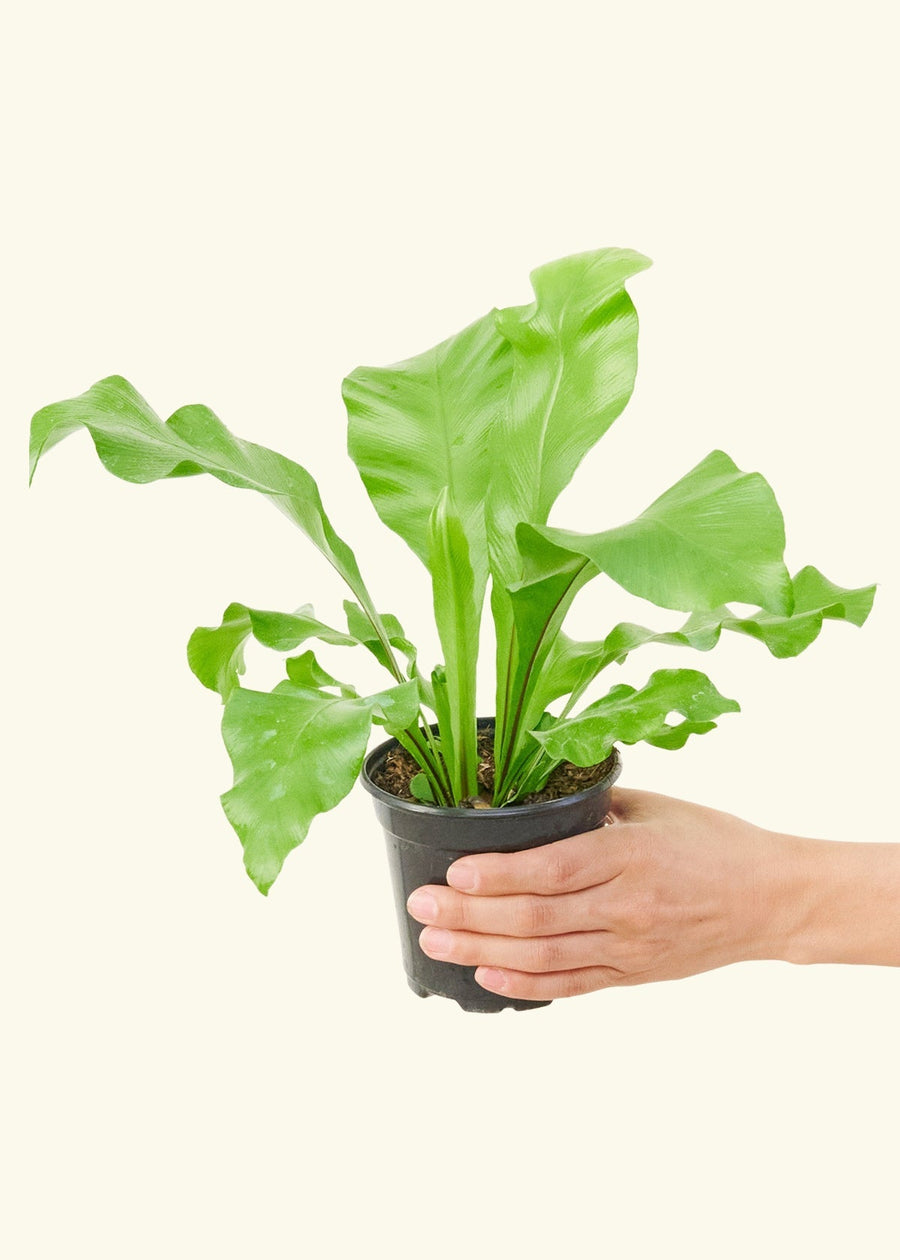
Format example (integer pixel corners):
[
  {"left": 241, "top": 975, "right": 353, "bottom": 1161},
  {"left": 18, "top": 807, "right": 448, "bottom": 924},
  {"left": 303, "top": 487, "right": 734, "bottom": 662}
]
[{"left": 406, "top": 786, "right": 812, "bottom": 1000}]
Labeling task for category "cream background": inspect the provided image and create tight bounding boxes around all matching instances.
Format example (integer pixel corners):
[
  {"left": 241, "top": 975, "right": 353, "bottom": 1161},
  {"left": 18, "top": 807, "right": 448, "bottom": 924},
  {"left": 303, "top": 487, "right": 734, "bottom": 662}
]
[{"left": 3, "top": 2, "right": 898, "bottom": 1257}]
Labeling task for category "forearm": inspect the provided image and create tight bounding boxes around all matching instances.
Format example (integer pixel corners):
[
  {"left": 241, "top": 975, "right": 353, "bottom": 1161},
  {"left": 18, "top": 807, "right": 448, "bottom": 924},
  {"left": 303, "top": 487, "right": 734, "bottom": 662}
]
[{"left": 779, "top": 837, "right": 900, "bottom": 967}]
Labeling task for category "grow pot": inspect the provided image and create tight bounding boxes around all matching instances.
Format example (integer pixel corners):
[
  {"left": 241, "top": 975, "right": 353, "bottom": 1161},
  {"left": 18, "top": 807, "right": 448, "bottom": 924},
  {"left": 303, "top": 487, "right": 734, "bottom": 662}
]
[{"left": 362, "top": 724, "right": 621, "bottom": 1013}]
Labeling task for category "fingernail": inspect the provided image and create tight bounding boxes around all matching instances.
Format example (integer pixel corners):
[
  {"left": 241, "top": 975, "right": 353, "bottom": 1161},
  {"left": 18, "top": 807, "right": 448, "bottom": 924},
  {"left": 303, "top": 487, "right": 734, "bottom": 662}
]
[
  {"left": 476, "top": 968, "right": 507, "bottom": 992},
  {"left": 406, "top": 890, "right": 438, "bottom": 921},
  {"left": 419, "top": 928, "right": 453, "bottom": 959},
  {"left": 447, "top": 861, "right": 477, "bottom": 891}
]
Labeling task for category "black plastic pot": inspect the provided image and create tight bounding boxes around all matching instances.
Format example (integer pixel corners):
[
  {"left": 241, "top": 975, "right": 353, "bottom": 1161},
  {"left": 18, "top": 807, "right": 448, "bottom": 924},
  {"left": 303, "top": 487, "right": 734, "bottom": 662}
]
[{"left": 362, "top": 723, "right": 621, "bottom": 1013}]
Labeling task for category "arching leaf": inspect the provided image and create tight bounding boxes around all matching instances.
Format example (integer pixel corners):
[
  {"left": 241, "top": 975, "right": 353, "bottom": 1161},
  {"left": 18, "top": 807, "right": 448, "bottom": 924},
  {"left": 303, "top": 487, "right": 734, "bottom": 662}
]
[
  {"left": 531, "top": 669, "right": 740, "bottom": 767},
  {"left": 30, "top": 375, "right": 396, "bottom": 656},
  {"left": 343, "top": 311, "right": 510, "bottom": 602},
  {"left": 486, "top": 247, "right": 651, "bottom": 589},
  {"left": 519, "top": 450, "right": 793, "bottom": 615},
  {"left": 188, "top": 602, "right": 357, "bottom": 701},
  {"left": 221, "top": 678, "right": 418, "bottom": 895},
  {"left": 534, "top": 564, "right": 877, "bottom": 718}
]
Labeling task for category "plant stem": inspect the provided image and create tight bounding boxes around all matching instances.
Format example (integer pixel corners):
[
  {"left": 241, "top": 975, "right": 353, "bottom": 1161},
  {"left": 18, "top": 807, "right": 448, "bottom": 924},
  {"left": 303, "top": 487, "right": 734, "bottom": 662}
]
[
  {"left": 499, "top": 642, "right": 618, "bottom": 803},
  {"left": 493, "top": 560, "right": 590, "bottom": 802},
  {"left": 350, "top": 589, "right": 453, "bottom": 804},
  {"left": 393, "top": 729, "right": 451, "bottom": 805},
  {"left": 417, "top": 720, "right": 453, "bottom": 802},
  {"left": 508, "top": 746, "right": 558, "bottom": 802}
]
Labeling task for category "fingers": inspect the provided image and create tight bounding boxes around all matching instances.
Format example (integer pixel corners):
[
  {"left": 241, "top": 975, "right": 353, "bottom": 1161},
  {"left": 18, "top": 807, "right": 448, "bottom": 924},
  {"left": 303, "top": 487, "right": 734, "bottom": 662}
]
[
  {"left": 419, "top": 925, "right": 615, "bottom": 973},
  {"left": 407, "top": 883, "right": 607, "bottom": 937},
  {"left": 475, "top": 964, "right": 627, "bottom": 1000},
  {"left": 445, "top": 826, "right": 628, "bottom": 897}
]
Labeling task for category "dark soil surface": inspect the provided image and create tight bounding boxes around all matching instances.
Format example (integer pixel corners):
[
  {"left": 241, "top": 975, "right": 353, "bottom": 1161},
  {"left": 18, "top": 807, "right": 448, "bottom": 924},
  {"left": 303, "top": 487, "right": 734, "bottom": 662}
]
[{"left": 372, "top": 727, "right": 617, "bottom": 807}]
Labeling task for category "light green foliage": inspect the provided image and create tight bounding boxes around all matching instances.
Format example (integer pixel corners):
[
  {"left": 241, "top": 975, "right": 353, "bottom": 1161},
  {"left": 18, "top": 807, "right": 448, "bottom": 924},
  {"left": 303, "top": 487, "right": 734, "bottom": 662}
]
[
  {"left": 548, "top": 564, "right": 876, "bottom": 705},
  {"left": 485, "top": 248, "right": 651, "bottom": 589},
  {"left": 428, "top": 488, "right": 480, "bottom": 801},
  {"left": 343, "top": 311, "right": 510, "bottom": 604},
  {"left": 188, "top": 603, "right": 357, "bottom": 700},
  {"left": 522, "top": 449, "right": 793, "bottom": 615},
  {"left": 221, "top": 679, "right": 419, "bottom": 893},
  {"left": 531, "top": 670, "right": 741, "bottom": 766},
  {"left": 29, "top": 250, "right": 875, "bottom": 891},
  {"left": 409, "top": 772, "right": 436, "bottom": 805},
  {"left": 285, "top": 651, "right": 358, "bottom": 697},
  {"left": 483, "top": 248, "right": 650, "bottom": 767}
]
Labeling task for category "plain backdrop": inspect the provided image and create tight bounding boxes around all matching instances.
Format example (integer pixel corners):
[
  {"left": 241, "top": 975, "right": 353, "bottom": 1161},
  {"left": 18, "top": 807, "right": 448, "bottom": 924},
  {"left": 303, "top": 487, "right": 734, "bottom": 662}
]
[{"left": 3, "top": 2, "right": 898, "bottom": 1257}]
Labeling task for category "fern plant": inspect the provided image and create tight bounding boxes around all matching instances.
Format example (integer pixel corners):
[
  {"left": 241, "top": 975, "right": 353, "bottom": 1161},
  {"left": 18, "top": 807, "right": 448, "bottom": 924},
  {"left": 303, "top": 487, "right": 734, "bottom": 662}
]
[{"left": 29, "top": 248, "right": 874, "bottom": 892}]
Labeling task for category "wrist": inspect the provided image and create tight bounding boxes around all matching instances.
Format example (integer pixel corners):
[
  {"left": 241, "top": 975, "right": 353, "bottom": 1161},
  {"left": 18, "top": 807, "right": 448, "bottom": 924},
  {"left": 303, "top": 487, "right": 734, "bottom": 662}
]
[{"left": 774, "top": 835, "right": 900, "bottom": 967}]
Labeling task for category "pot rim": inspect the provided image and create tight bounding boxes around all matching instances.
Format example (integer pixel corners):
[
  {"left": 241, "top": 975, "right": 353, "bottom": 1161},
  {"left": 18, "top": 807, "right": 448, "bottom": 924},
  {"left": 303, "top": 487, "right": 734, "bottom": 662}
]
[{"left": 361, "top": 724, "right": 621, "bottom": 819}]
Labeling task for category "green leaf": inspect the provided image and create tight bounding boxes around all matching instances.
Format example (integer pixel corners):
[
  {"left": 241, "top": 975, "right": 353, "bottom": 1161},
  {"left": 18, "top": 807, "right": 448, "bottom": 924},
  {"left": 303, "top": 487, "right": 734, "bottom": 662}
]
[
  {"left": 766, "top": 563, "right": 875, "bottom": 636},
  {"left": 188, "top": 602, "right": 357, "bottom": 700},
  {"left": 343, "top": 599, "right": 434, "bottom": 713},
  {"left": 491, "top": 543, "right": 596, "bottom": 799},
  {"left": 531, "top": 669, "right": 740, "bottom": 766},
  {"left": 537, "top": 565, "right": 877, "bottom": 715},
  {"left": 409, "top": 772, "right": 436, "bottom": 804},
  {"left": 366, "top": 679, "right": 421, "bottom": 729},
  {"left": 343, "top": 600, "right": 417, "bottom": 675},
  {"left": 520, "top": 449, "right": 793, "bottom": 615},
  {"left": 483, "top": 248, "right": 649, "bottom": 771},
  {"left": 486, "top": 247, "right": 652, "bottom": 589},
  {"left": 539, "top": 629, "right": 616, "bottom": 708},
  {"left": 343, "top": 310, "right": 511, "bottom": 602},
  {"left": 430, "top": 664, "right": 455, "bottom": 784},
  {"left": 427, "top": 487, "right": 479, "bottom": 801},
  {"left": 285, "top": 650, "right": 358, "bottom": 697},
  {"left": 30, "top": 376, "right": 398, "bottom": 666},
  {"left": 220, "top": 679, "right": 417, "bottom": 894}
]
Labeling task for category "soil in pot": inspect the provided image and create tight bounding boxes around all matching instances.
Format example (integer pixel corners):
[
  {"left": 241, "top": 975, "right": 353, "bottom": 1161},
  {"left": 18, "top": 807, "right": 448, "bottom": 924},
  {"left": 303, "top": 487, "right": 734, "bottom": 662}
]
[
  {"left": 372, "top": 727, "right": 617, "bottom": 807},
  {"left": 363, "top": 723, "right": 620, "bottom": 1014}
]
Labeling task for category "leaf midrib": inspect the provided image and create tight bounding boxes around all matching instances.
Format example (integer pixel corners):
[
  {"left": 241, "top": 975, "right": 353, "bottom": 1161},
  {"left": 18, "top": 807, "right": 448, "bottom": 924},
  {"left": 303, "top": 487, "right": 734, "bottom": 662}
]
[
  {"left": 533, "top": 295, "right": 572, "bottom": 521},
  {"left": 86, "top": 409, "right": 305, "bottom": 504},
  {"left": 431, "top": 345, "right": 458, "bottom": 507},
  {"left": 251, "top": 690, "right": 366, "bottom": 781}
]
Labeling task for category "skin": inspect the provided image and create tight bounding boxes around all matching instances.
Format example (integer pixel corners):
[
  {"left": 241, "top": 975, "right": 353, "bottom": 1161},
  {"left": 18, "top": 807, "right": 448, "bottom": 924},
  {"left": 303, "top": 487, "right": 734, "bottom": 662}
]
[{"left": 406, "top": 787, "right": 900, "bottom": 1000}]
